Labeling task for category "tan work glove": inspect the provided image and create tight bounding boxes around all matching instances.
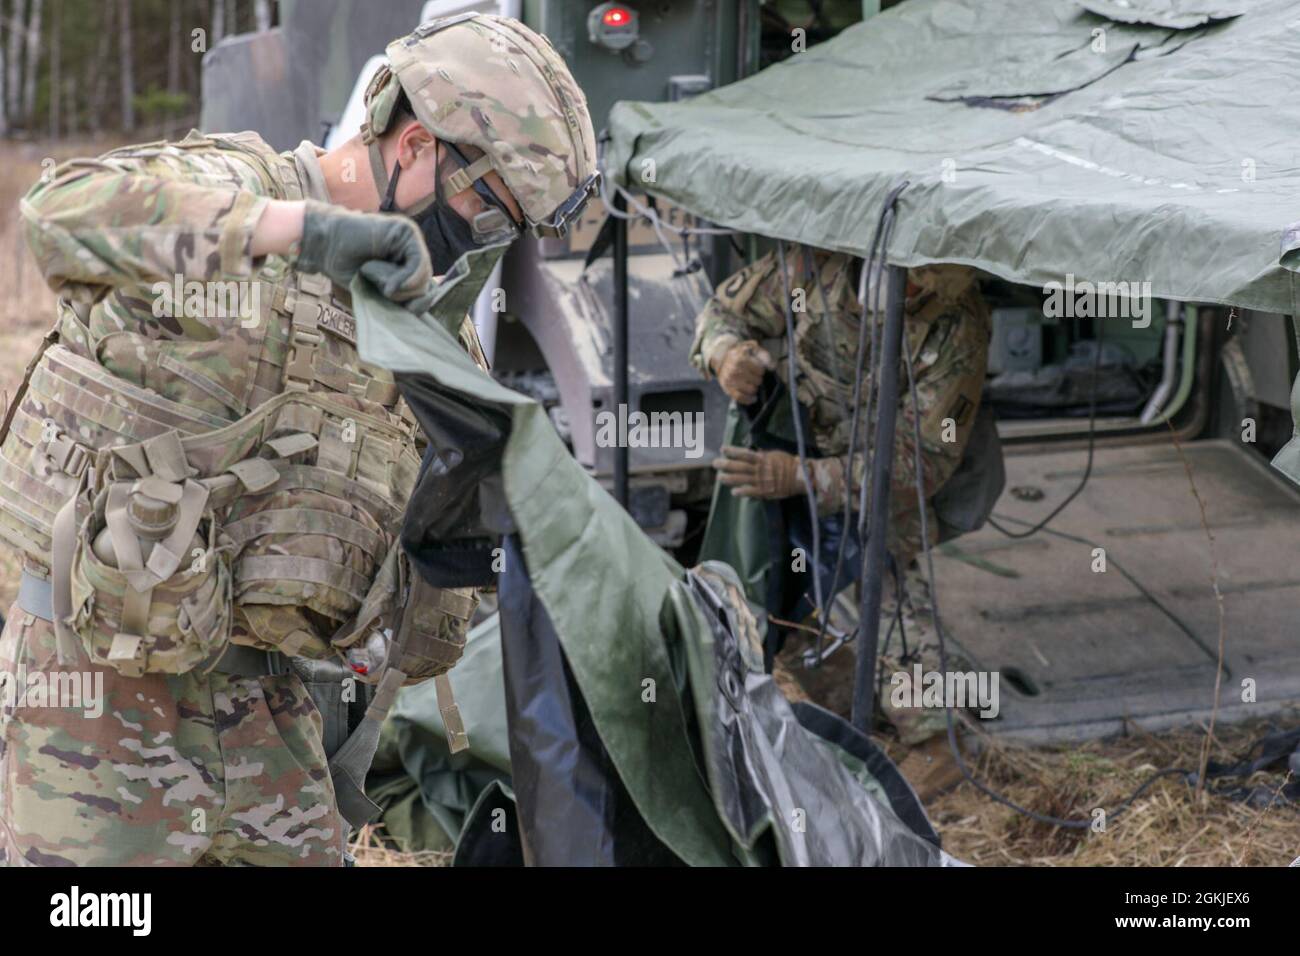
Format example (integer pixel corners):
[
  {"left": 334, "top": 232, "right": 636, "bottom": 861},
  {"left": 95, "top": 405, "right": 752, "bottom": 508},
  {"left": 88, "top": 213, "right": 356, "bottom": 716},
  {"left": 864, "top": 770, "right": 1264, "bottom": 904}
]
[
  {"left": 712, "top": 340, "right": 775, "bottom": 405},
  {"left": 713, "top": 445, "right": 804, "bottom": 499}
]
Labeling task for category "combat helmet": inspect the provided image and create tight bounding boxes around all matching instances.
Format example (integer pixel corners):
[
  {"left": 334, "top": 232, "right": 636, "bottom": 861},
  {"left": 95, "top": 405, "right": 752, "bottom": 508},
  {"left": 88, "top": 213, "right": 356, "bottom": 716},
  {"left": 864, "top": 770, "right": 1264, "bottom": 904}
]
[{"left": 361, "top": 12, "right": 599, "bottom": 239}]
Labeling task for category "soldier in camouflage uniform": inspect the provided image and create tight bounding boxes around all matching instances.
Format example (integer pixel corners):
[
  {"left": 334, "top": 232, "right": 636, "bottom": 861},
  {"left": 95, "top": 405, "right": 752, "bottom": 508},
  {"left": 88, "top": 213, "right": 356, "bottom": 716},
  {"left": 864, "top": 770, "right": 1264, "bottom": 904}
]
[
  {"left": 690, "top": 245, "right": 990, "bottom": 784},
  {"left": 0, "top": 14, "right": 597, "bottom": 866}
]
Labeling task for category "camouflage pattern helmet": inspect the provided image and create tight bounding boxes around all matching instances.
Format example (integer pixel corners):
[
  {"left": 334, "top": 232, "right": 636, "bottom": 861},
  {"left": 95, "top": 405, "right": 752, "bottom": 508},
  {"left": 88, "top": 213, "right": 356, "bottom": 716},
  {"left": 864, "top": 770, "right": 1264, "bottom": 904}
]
[{"left": 362, "top": 13, "right": 600, "bottom": 238}]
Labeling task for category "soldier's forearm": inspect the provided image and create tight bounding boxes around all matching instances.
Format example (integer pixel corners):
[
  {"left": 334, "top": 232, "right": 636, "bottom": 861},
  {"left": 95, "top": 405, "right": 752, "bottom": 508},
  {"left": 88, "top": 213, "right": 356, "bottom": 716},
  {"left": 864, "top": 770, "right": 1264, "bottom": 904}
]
[
  {"left": 694, "top": 330, "right": 743, "bottom": 379},
  {"left": 690, "top": 301, "right": 753, "bottom": 379},
  {"left": 250, "top": 199, "right": 307, "bottom": 259},
  {"left": 21, "top": 166, "right": 270, "bottom": 298},
  {"left": 807, "top": 455, "right": 850, "bottom": 517}
]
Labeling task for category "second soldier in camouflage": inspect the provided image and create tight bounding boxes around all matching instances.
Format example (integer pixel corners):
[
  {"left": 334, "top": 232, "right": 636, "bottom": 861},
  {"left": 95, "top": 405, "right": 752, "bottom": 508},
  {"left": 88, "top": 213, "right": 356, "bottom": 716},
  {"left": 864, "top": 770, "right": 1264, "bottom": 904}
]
[{"left": 690, "top": 244, "right": 991, "bottom": 791}]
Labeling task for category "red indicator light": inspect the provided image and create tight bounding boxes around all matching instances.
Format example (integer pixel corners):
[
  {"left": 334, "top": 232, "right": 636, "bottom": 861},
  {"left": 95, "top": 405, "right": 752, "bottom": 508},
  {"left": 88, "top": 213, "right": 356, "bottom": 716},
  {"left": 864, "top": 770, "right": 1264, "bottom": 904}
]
[{"left": 603, "top": 7, "right": 630, "bottom": 26}]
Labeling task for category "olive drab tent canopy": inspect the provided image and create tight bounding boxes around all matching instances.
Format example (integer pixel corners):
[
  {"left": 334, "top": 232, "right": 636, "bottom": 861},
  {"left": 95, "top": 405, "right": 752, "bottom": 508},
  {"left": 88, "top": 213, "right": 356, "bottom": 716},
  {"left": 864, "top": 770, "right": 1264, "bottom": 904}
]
[
  {"left": 605, "top": 0, "right": 1300, "bottom": 315},
  {"left": 351, "top": 247, "right": 957, "bottom": 866}
]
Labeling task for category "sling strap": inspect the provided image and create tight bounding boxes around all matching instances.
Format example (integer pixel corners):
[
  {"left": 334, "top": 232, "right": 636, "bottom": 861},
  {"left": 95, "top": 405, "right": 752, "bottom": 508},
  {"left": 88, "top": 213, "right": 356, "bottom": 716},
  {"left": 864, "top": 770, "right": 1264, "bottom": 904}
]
[{"left": 17, "top": 568, "right": 53, "bottom": 622}]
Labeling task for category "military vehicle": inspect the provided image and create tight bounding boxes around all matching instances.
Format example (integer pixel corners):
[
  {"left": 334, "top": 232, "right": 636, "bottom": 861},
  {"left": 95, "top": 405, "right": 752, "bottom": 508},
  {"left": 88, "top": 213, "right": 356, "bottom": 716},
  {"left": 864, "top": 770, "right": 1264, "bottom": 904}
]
[{"left": 202, "top": 0, "right": 1300, "bottom": 746}]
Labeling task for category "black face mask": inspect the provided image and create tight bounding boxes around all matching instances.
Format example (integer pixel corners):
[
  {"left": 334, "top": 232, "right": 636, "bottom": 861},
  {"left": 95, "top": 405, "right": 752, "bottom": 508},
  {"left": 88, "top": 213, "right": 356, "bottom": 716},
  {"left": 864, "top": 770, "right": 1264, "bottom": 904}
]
[{"left": 379, "top": 159, "right": 480, "bottom": 276}]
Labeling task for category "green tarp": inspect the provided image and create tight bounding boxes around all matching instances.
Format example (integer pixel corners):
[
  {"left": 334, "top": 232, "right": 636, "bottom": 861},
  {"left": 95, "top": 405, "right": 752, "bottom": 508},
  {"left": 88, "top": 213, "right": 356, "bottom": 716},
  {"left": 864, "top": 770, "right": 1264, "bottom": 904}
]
[
  {"left": 366, "top": 614, "right": 510, "bottom": 853},
  {"left": 607, "top": 0, "right": 1300, "bottom": 314},
  {"left": 354, "top": 248, "right": 736, "bottom": 865},
  {"left": 351, "top": 249, "right": 953, "bottom": 865}
]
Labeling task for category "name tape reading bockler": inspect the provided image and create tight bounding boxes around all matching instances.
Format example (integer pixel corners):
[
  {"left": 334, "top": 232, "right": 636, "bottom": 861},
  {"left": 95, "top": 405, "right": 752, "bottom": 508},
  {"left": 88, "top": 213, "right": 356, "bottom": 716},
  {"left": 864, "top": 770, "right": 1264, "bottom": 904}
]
[{"left": 49, "top": 887, "right": 151, "bottom": 936}]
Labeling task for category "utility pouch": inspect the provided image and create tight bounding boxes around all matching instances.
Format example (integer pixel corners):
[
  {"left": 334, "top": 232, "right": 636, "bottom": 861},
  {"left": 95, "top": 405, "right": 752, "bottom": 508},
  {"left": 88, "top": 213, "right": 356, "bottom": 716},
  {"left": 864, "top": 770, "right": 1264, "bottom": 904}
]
[
  {"left": 324, "top": 550, "right": 474, "bottom": 828},
  {"left": 64, "top": 449, "right": 231, "bottom": 677},
  {"left": 384, "top": 561, "right": 474, "bottom": 754},
  {"left": 330, "top": 545, "right": 477, "bottom": 687},
  {"left": 392, "top": 572, "right": 478, "bottom": 684}
]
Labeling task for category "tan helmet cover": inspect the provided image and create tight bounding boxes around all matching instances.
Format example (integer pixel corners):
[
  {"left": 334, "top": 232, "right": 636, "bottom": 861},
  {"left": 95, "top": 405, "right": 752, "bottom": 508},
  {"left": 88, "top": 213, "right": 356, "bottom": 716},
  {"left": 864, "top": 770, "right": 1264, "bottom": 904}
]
[{"left": 364, "top": 13, "right": 599, "bottom": 236}]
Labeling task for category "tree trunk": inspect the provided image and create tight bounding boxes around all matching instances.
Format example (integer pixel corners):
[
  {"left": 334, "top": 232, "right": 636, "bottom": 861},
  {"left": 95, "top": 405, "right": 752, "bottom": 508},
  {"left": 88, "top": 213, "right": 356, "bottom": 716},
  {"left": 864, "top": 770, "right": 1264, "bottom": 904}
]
[
  {"left": 0, "top": 18, "right": 7, "bottom": 135},
  {"left": 118, "top": 0, "right": 134, "bottom": 131},
  {"left": 46, "top": 0, "right": 57, "bottom": 139},
  {"left": 212, "top": 0, "right": 225, "bottom": 45},
  {"left": 168, "top": 0, "right": 182, "bottom": 92},
  {"left": 255, "top": 0, "right": 272, "bottom": 32},
  {"left": 62, "top": 71, "right": 73, "bottom": 138},
  {"left": 88, "top": 0, "right": 112, "bottom": 136},
  {"left": 6, "top": 0, "right": 24, "bottom": 124},
  {"left": 180, "top": 0, "right": 199, "bottom": 95},
  {"left": 20, "top": 0, "right": 39, "bottom": 124}
]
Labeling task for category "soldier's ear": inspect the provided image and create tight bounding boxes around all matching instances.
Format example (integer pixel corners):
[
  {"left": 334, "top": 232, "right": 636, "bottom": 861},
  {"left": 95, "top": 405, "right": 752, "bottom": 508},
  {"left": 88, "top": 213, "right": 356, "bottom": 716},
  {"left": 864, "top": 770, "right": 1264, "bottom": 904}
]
[{"left": 395, "top": 122, "right": 435, "bottom": 170}]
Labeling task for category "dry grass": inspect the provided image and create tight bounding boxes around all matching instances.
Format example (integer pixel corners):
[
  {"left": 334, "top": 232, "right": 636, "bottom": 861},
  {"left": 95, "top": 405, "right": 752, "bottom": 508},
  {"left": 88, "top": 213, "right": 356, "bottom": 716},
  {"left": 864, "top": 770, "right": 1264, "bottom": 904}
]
[
  {"left": 927, "top": 714, "right": 1300, "bottom": 866},
  {"left": 349, "top": 715, "right": 1300, "bottom": 867},
  {"left": 349, "top": 824, "right": 452, "bottom": 867},
  {"left": 782, "top": 633, "right": 1297, "bottom": 867}
]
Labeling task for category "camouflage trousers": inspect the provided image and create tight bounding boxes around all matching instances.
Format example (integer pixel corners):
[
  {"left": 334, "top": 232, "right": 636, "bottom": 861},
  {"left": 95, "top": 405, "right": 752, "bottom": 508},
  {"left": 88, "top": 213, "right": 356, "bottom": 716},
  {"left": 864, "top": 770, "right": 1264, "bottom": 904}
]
[
  {"left": 0, "top": 601, "right": 345, "bottom": 866},
  {"left": 876, "top": 565, "right": 970, "bottom": 747},
  {"left": 772, "top": 561, "right": 973, "bottom": 747}
]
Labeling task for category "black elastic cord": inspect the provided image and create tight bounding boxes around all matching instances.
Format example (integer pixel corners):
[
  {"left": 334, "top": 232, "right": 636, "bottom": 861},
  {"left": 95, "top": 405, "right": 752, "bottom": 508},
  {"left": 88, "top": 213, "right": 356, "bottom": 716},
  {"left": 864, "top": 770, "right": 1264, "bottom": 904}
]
[
  {"left": 987, "top": 318, "right": 1105, "bottom": 539},
  {"left": 811, "top": 181, "right": 907, "bottom": 665},
  {"left": 776, "top": 242, "right": 825, "bottom": 626},
  {"left": 378, "top": 158, "right": 402, "bottom": 213},
  {"left": 849, "top": 197, "right": 903, "bottom": 665}
]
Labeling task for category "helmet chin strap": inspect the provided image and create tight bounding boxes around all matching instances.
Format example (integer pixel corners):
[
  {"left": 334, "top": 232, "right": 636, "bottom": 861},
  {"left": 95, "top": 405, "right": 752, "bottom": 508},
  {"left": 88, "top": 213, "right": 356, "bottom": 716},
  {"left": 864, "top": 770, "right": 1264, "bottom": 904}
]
[
  {"left": 370, "top": 138, "right": 440, "bottom": 217},
  {"left": 368, "top": 139, "right": 390, "bottom": 204}
]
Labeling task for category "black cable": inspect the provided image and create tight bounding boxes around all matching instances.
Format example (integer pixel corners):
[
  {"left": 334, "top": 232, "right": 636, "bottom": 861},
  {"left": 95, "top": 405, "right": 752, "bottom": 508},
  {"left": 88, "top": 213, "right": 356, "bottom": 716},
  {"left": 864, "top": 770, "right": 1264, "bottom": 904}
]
[
  {"left": 776, "top": 241, "right": 826, "bottom": 624},
  {"left": 987, "top": 317, "right": 1106, "bottom": 539},
  {"left": 874, "top": 558, "right": 910, "bottom": 707},
  {"left": 805, "top": 252, "right": 858, "bottom": 649},
  {"left": 981, "top": 314, "right": 1219, "bottom": 672},
  {"left": 851, "top": 205, "right": 902, "bottom": 670},
  {"left": 811, "top": 182, "right": 907, "bottom": 664}
]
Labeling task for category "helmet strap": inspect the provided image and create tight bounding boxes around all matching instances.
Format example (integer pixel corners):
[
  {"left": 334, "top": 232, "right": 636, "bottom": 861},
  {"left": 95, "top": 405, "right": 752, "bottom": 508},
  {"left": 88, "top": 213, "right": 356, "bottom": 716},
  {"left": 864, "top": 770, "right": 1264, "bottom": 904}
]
[
  {"left": 369, "top": 140, "right": 393, "bottom": 207},
  {"left": 375, "top": 139, "right": 441, "bottom": 218}
]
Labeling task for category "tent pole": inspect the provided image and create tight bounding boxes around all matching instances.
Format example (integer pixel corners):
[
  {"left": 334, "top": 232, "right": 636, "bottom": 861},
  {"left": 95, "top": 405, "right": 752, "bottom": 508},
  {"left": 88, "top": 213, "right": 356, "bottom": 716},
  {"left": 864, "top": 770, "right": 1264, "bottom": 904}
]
[
  {"left": 613, "top": 191, "right": 630, "bottom": 508},
  {"left": 851, "top": 264, "right": 906, "bottom": 732}
]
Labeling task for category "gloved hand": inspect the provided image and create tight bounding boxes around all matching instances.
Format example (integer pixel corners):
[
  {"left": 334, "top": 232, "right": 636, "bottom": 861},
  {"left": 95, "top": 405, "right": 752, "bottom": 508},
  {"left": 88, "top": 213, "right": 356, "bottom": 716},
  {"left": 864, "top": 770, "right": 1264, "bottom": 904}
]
[
  {"left": 713, "top": 445, "right": 804, "bottom": 499},
  {"left": 296, "top": 200, "right": 435, "bottom": 314},
  {"left": 712, "top": 340, "right": 775, "bottom": 405}
]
